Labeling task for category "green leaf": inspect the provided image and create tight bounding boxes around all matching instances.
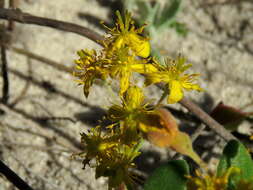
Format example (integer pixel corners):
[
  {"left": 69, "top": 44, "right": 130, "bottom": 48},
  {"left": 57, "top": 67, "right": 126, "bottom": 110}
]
[
  {"left": 170, "top": 131, "right": 204, "bottom": 166},
  {"left": 217, "top": 140, "right": 253, "bottom": 182},
  {"left": 145, "top": 2, "right": 161, "bottom": 25},
  {"left": 136, "top": 1, "right": 152, "bottom": 24},
  {"left": 155, "top": 0, "right": 182, "bottom": 29},
  {"left": 144, "top": 160, "right": 189, "bottom": 190},
  {"left": 169, "top": 21, "right": 188, "bottom": 37}
]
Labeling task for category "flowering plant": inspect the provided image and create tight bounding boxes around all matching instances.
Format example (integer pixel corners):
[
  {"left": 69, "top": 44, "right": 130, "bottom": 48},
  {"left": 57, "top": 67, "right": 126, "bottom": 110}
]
[
  {"left": 72, "top": 10, "right": 253, "bottom": 190},
  {"left": 145, "top": 140, "right": 253, "bottom": 190}
]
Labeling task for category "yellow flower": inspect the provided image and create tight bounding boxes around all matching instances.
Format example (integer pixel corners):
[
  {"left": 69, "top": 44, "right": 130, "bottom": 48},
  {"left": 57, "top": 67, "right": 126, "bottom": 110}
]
[
  {"left": 77, "top": 126, "right": 141, "bottom": 189},
  {"left": 108, "top": 86, "right": 156, "bottom": 142},
  {"left": 78, "top": 126, "right": 118, "bottom": 168},
  {"left": 187, "top": 167, "right": 241, "bottom": 190},
  {"left": 105, "top": 47, "right": 157, "bottom": 94},
  {"left": 74, "top": 49, "right": 108, "bottom": 97},
  {"left": 101, "top": 144, "right": 141, "bottom": 189},
  {"left": 102, "top": 10, "right": 151, "bottom": 58},
  {"left": 145, "top": 56, "right": 203, "bottom": 104},
  {"left": 108, "top": 86, "right": 152, "bottom": 121}
]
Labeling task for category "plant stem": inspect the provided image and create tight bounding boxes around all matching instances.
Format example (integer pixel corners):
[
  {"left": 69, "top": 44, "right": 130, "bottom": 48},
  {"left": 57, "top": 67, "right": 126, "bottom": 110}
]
[
  {"left": 1, "top": 45, "right": 9, "bottom": 104},
  {"left": 156, "top": 85, "right": 168, "bottom": 106},
  {"left": 0, "top": 8, "right": 104, "bottom": 44},
  {"left": 180, "top": 98, "right": 236, "bottom": 141},
  {"left": 0, "top": 159, "right": 35, "bottom": 190}
]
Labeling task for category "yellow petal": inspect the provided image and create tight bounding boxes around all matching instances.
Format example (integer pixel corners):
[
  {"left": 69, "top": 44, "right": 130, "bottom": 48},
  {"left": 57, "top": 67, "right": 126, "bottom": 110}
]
[
  {"left": 120, "top": 69, "right": 130, "bottom": 95},
  {"left": 168, "top": 80, "right": 184, "bottom": 104},
  {"left": 127, "top": 33, "right": 151, "bottom": 58},
  {"left": 136, "top": 40, "right": 151, "bottom": 58},
  {"left": 182, "top": 82, "right": 203, "bottom": 91},
  {"left": 114, "top": 37, "right": 125, "bottom": 49},
  {"left": 144, "top": 73, "right": 163, "bottom": 86},
  {"left": 125, "top": 86, "right": 144, "bottom": 109},
  {"left": 130, "top": 63, "right": 158, "bottom": 74}
]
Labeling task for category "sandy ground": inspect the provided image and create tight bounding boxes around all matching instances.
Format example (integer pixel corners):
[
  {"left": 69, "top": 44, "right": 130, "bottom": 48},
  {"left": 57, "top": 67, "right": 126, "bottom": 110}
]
[{"left": 0, "top": 0, "right": 253, "bottom": 189}]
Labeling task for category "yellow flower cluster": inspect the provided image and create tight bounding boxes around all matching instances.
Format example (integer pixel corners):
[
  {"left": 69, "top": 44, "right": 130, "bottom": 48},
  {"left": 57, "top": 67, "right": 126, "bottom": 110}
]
[
  {"left": 74, "top": 11, "right": 155, "bottom": 96},
  {"left": 74, "top": 11, "right": 202, "bottom": 101},
  {"left": 187, "top": 167, "right": 253, "bottom": 190},
  {"left": 73, "top": 10, "right": 203, "bottom": 189},
  {"left": 78, "top": 126, "right": 140, "bottom": 189}
]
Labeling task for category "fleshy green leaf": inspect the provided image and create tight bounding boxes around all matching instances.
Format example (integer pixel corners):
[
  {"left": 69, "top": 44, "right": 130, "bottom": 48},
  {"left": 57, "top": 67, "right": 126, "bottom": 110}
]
[
  {"left": 217, "top": 140, "right": 253, "bottom": 182},
  {"left": 170, "top": 131, "right": 204, "bottom": 167},
  {"left": 144, "top": 160, "right": 189, "bottom": 190},
  {"left": 136, "top": 1, "right": 157, "bottom": 24},
  {"left": 169, "top": 21, "right": 188, "bottom": 37},
  {"left": 155, "top": 0, "right": 182, "bottom": 29}
]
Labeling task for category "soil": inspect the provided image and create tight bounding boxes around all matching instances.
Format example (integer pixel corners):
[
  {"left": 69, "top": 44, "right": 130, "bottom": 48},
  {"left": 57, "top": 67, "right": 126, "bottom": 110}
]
[{"left": 0, "top": 0, "right": 253, "bottom": 189}]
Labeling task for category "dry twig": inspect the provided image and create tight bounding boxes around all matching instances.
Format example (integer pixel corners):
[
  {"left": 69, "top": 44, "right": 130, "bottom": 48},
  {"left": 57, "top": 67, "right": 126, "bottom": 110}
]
[
  {"left": 0, "top": 4, "right": 10, "bottom": 104},
  {"left": 180, "top": 98, "right": 236, "bottom": 141},
  {"left": 0, "top": 8, "right": 104, "bottom": 43},
  {"left": 1, "top": 44, "right": 9, "bottom": 104},
  {"left": 0, "top": 160, "right": 35, "bottom": 190},
  {"left": 8, "top": 0, "right": 19, "bottom": 30}
]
